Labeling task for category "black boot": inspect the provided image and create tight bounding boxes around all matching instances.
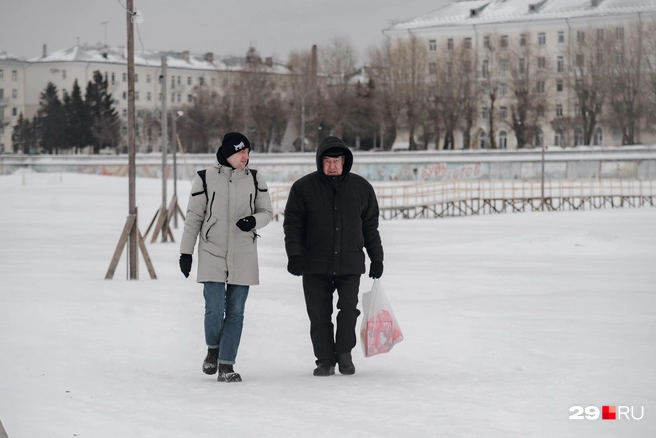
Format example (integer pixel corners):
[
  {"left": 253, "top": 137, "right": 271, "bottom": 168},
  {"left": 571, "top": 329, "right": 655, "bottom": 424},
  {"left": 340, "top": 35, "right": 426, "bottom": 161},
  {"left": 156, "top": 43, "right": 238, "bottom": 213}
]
[
  {"left": 217, "top": 363, "right": 242, "bottom": 383},
  {"left": 202, "top": 348, "right": 219, "bottom": 375},
  {"left": 313, "top": 360, "right": 335, "bottom": 377},
  {"left": 337, "top": 352, "right": 355, "bottom": 375}
]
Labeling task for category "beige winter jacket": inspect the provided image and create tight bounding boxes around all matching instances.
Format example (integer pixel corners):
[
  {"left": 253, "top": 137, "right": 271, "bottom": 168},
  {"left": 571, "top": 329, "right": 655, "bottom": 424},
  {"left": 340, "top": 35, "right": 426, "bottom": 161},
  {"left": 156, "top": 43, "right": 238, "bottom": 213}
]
[{"left": 180, "top": 161, "right": 273, "bottom": 285}]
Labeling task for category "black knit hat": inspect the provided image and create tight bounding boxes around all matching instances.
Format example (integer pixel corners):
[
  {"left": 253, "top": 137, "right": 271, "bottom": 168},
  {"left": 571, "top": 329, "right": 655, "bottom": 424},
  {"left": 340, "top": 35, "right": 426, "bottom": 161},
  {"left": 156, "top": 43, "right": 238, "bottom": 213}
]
[{"left": 217, "top": 132, "right": 250, "bottom": 166}]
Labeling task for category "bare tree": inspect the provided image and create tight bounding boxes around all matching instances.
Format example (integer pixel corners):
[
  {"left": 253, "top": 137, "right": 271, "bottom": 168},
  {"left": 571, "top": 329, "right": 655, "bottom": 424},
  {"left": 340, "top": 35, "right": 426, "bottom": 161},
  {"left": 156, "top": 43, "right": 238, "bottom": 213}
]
[
  {"left": 479, "top": 32, "right": 511, "bottom": 149},
  {"left": 507, "top": 36, "right": 549, "bottom": 148},
  {"left": 395, "top": 35, "right": 428, "bottom": 150},
  {"left": 643, "top": 19, "right": 656, "bottom": 131},
  {"left": 605, "top": 22, "right": 648, "bottom": 145}
]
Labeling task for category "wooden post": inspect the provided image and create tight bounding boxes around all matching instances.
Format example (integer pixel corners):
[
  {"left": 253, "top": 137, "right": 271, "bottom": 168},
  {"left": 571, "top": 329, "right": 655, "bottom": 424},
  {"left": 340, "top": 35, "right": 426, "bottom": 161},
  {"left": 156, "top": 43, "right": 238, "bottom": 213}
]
[
  {"left": 127, "top": 0, "right": 138, "bottom": 277},
  {"left": 160, "top": 56, "right": 169, "bottom": 242}
]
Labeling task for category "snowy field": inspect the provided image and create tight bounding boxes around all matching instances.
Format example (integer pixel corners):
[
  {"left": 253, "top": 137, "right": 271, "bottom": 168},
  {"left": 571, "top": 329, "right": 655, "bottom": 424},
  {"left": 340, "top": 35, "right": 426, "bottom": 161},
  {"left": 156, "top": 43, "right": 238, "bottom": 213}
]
[{"left": 0, "top": 171, "right": 655, "bottom": 438}]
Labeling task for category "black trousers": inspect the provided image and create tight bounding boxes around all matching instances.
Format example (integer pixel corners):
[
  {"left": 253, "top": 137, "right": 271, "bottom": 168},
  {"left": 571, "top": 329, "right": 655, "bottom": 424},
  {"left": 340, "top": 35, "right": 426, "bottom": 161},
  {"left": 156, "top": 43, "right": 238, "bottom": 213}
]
[{"left": 302, "top": 274, "right": 361, "bottom": 365}]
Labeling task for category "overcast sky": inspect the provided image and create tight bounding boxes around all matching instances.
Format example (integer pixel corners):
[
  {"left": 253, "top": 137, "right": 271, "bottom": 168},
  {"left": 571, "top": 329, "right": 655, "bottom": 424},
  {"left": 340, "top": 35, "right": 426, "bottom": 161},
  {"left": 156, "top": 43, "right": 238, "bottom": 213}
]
[{"left": 0, "top": 0, "right": 451, "bottom": 63}]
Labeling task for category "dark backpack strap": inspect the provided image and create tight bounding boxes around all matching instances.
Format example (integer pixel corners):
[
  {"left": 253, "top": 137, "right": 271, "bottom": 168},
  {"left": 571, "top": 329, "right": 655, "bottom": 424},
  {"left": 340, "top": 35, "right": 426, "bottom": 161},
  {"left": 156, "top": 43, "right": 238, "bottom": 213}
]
[
  {"left": 250, "top": 169, "right": 267, "bottom": 202},
  {"left": 195, "top": 169, "right": 208, "bottom": 205}
]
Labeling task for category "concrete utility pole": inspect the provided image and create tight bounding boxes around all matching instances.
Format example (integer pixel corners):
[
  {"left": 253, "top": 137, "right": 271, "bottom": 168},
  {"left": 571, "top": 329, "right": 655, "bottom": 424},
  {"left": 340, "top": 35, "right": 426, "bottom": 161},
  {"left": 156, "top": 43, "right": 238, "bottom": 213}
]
[
  {"left": 160, "top": 56, "right": 168, "bottom": 242},
  {"left": 127, "top": 0, "right": 138, "bottom": 278},
  {"left": 172, "top": 111, "right": 178, "bottom": 228}
]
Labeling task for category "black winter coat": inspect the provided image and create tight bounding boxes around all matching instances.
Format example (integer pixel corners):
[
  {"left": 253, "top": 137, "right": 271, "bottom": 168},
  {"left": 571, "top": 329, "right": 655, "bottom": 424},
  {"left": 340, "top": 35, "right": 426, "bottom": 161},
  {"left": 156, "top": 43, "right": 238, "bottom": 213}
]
[{"left": 283, "top": 139, "right": 384, "bottom": 276}]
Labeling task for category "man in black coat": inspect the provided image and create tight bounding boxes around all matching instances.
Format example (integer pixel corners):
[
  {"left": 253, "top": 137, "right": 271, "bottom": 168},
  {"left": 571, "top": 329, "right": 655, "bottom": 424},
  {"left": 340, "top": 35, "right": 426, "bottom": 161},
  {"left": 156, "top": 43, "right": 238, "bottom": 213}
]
[{"left": 283, "top": 136, "right": 384, "bottom": 376}]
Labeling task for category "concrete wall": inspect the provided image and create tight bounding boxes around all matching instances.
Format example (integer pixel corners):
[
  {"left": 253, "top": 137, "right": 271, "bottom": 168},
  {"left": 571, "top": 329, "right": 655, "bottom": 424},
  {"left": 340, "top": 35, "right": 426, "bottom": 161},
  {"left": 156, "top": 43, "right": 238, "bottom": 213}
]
[{"left": 1, "top": 146, "right": 655, "bottom": 182}]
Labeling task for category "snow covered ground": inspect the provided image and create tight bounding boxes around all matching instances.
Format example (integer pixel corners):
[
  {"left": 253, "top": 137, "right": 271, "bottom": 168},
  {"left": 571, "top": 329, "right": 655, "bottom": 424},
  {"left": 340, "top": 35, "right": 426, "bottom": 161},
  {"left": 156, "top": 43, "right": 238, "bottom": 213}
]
[{"left": 0, "top": 172, "right": 655, "bottom": 438}]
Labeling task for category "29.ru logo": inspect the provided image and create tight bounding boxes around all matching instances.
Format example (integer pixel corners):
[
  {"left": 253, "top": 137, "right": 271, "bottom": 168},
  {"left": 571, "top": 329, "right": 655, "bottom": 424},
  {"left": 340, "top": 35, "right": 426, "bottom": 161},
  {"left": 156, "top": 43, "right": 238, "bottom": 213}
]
[{"left": 569, "top": 406, "right": 645, "bottom": 420}]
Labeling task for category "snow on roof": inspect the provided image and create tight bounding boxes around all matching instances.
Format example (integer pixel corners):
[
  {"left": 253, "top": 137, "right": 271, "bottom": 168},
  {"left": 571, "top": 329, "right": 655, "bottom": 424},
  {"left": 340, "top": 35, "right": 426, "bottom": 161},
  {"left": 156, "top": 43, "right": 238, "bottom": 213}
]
[
  {"left": 28, "top": 44, "right": 291, "bottom": 74},
  {"left": 386, "top": 0, "right": 656, "bottom": 32},
  {"left": 0, "top": 50, "right": 25, "bottom": 62}
]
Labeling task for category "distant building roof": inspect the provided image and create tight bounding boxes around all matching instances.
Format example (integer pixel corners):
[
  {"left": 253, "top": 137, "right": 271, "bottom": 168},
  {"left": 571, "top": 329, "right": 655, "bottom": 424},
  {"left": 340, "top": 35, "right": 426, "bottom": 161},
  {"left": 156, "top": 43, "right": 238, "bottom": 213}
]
[
  {"left": 385, "top": 0, "right": 656, "bottom": 32},
  {"left": 0, "top": 50, "right": 26, "bottom": 62},
  {"left": 27, "top": 44, "right": 291, "bottom": 74}
]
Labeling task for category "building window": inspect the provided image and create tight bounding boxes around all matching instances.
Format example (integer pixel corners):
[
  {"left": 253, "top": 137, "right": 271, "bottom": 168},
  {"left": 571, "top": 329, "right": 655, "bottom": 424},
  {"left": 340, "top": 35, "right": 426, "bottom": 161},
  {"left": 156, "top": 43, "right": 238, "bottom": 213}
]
[
  {"left": 557, "top": 79, "right": 563, "bottom": 92},
  {"left": 171, "top": 93, "right": 175, "bottom": 103},
  {"left": 447, "top": 38, "right": 454, "bottom": 50},
  {"left": 0, "top": 89, "right": 4, "bottom": 100},
  {"left": 12, "top": 89, "right": 17, "bottom": 99},
  {"left": 537, "top": 81, "right": 545, "bottom": 94},
  {"left": 147, "top": 92, "right": 152, "bottom": 101},
  {"left": 538, "top": 57, "right": 546, "bottom": 69},
  {"left": 147, "top": 74, "right": 151, "bottom": 83},
  {"left": 554, "top": 129, "right": 563, "bottom": 146},
  {"left": 479, "top": 131, "right": 487, "bottom": 149},
  {"left": 187, "top": 76, "right": 192, "bottom": 85},
  {"left": 558, "top": 31, "right": 565, "bottom": 44},
  {"left": 556, "top": 103, "right": 563, "bottom": 118},
  {"left": 500, "top": 59, "right": 508, "bottom": 72},
  {"left": 499, "top": 83, "right": 507, "bottom": 96},
  {"left": 500, "top": 35, "right": 508, "bottom": 48},
  {"left": 187, "top": 94, "right": 193, "bottom": 103},
  {"left": 429, "top": 39, "right": 436, "bottom": 51},
  {"left": 199, "top": 77, "right": 205, "bottom": 86},
  {"left": 519, "top": 58, "right": 526, "bottom": 74},
  {"left": 122, "top": 91, "right": 127, "bottom": 100},
  {"left": 500, "top": 106, "right": 507, "bottom": 119},
  {"left": 12, "top": 107, "right": 17, "bottom": 116},
  {"left": 464, "top": 60, "right": 472, "bottom": 72},
  {"left": 12, "top": 70, "right": 17, "bottom": 81},
  {"left": 481, "top": 60, "right": 488, "bottom": 78},
  {"left": 557, "top": 56, "right": 564, "bottom": 72},
  {"left": 575, "top": 129, "right": 584, "bottom": 146},
  {"left": 597, "top": 28, "right": 604, "bottom": 40},
  {"left": 593, "top": 127, "right": 603, "bottom": 145},
  {"left": 122, "top": 72, "right": 127, "bottom": 82},
  {"left": 177, "top": 93, "right": 181, "bottom": 103},
  {"left": 483, "top": 36, "right": 490, "bottom": 49},
  {"left": 481, "top": 106, "right": 489, "bottom": 120},
  {"left": 520, "top": 34, "right": 527, "bottom": 46},
  {"left": 137, "top": 109, "right": 143, "bottom": 118},
  {"left": 538, "top": 33, "right": 546, "bottom": 45},
  {"left": 537, "top": 105, "right": 545, "bottom": 117},
  {"left": 122, "top": 109, "right": 127, "bottom": 118},
  {"left": 111, "top": 72, "right": 115, "bottom": 84},
  {"left": 576, "top": 54, "right": 584, "bottom": 67},
  {"left": 535, "top": 129, "right": 544, "bottom": 147},
  {"left": 577, "top": 31, "right": 585, "bottom": 44},
  {"left": 429, "top": 62, "right": 437, "bottom": 74},
  {"left": 464, "top": 37, "right": 472, "bottom": 49},
  {"left": 0, "top": 69, "right": 3, "bottom": 80},
  {"left": 616, "top": 27, "right": 624, "bottom": 40},
  {"left": 135, "top": 74, "right": 138, "bottom": 83},
  {"left": 135, "top": 91, "right": 139, "bottom": 101},
  {"left": 498, "top": 131, "right": 507, "bottom": 149},
  {"left": 177, "top": 76, "right": 181, "bottom": 85}
]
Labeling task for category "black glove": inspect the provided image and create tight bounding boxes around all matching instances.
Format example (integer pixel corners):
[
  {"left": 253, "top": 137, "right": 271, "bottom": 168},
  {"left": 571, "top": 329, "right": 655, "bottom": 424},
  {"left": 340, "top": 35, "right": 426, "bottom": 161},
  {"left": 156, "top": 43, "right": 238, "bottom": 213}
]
[
  {"left": 369, "top": 260, "right": 384, "bottom": 279},
  {"left": 236, "top": 216, "right": 256, "bottom": 232},
  {"left": 179, "top": 254, "right": 192, "bottom": 278},
  {"left": 287, "top": 255, "right": 303, "bottom": 276}
]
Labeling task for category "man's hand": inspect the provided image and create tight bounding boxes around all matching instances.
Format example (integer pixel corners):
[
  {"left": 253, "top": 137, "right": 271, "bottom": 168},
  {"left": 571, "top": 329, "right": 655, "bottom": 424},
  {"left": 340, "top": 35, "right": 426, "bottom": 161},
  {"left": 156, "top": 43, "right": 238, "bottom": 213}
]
[
  {"left": 179, "top": 254, "right": 192, "bottom": 278},
  {"left": 236, "top": 216, "right": 256, "bottom": 232},
  {"left": 369, "top": 260, "right": 384, "bottom": 279},
  {"left": 287, "top": 255, "right": 303, "bottom": 276}
]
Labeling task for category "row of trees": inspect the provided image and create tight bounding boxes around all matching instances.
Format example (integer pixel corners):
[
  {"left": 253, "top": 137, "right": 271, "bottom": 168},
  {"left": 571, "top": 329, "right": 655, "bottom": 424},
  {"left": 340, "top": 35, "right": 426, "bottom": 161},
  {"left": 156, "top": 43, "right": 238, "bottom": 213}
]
[{"left": 12, "top": 71, "right": 120, "bottom": 154}]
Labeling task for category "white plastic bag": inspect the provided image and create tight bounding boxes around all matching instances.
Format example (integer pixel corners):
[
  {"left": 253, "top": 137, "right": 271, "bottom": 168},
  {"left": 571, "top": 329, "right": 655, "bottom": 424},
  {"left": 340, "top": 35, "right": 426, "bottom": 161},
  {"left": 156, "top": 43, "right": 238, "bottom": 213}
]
[{"left": 360, "top": 279, "right": 404, "bottom": 357}]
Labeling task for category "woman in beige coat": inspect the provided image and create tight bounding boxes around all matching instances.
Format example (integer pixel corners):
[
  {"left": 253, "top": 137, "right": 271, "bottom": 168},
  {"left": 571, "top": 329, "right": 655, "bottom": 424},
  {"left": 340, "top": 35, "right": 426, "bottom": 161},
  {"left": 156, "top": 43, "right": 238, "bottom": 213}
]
[{"left": 179, "top": 132, "right": 273, "bottom": 383}]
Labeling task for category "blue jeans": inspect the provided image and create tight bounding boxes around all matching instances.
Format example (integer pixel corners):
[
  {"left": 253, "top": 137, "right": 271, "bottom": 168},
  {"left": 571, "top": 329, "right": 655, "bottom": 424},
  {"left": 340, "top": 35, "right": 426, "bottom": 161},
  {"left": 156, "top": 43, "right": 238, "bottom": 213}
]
[{"left": 203, "top": 282, "right": 249, "bottom": 365}]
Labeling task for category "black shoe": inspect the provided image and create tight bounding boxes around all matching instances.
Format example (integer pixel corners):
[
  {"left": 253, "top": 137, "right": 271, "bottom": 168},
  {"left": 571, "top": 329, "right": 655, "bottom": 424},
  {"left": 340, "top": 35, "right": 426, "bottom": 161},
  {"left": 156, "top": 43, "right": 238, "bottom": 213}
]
[
  {"left": 217, "top": 363, "right": 242, "bottom": 383},
  {"left": 313, "top": 360, "right": 335, "bottom": 377},
  {"left": 337, "top": 352, "right": 356, "bottom": 375},
  {"left": 202, "top": 348, "right": 219, "bottom": 375}
]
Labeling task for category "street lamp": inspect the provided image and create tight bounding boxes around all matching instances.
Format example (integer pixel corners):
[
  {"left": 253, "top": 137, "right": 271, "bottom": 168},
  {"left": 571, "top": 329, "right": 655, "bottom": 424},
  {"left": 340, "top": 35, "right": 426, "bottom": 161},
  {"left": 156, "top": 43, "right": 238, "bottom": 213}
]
[
  {"left": 300, "top": 89, "right": 316, "bottom": 153},
  {"left": 171, "top": 110, "right": 183, "bottom": 228}
]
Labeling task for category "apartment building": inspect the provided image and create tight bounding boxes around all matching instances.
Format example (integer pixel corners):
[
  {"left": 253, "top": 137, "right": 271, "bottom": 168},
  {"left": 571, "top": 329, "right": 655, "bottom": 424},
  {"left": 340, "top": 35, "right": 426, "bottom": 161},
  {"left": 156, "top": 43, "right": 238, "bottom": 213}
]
[
  {"left": 1, "top": 44, "right": 291, "bottom": 153},
  {"left": 0, "top": 51, "right": 28, "bottom": 154},
  {"left": 384, "top": 0, "right": 656, "bottom": 149}
]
